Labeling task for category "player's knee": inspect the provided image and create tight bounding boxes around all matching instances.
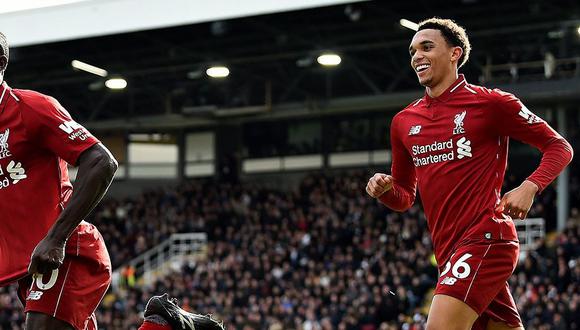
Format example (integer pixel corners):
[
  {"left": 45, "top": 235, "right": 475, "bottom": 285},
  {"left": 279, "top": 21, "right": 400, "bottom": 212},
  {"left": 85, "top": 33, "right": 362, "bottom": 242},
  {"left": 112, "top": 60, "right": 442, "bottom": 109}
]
[
  {"left": 426, "top": 316, "right": 473, "bottom": 330},
  {"left": 485, "top": 320, "right": 525, "bottom": 330},
  {"left": 25, "top": 312, "right": 75, "bottom": 330},
  {"left": 426, "top": 322, "right": 471, "bottom": 330}
]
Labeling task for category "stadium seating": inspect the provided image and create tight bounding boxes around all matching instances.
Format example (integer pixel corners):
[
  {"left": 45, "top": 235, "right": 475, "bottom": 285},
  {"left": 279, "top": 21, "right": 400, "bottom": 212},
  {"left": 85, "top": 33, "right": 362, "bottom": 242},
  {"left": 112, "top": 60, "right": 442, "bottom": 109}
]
[{"left": 0, "top": 171, "right": 577, "bottom": 329}]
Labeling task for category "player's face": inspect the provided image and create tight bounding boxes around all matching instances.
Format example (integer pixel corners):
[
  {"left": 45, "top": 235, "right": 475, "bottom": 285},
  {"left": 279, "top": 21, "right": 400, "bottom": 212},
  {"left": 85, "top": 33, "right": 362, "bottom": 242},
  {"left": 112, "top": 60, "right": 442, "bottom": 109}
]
[{"left": 409, "top": 29, "right": 456, "bottom": 87}]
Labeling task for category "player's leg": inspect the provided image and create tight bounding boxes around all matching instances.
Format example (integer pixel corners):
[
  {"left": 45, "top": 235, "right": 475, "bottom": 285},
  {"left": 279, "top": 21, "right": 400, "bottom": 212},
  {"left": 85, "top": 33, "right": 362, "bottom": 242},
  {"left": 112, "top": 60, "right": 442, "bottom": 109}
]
[
  {"left": 20, "top": 223, "right": 112, "bottom": 330},
  {"left": 425, "top": 294, "right": 479, "bottom": 330},
  {"left": 20, "top": 258, "right": 110, "bottom": 330},
  {"left": 17, "top": 278, "right": 76, "bottom": 330},
  {"left": 481, "top": 283, "right": 524, "bottom": 330},
  {"left": 486, "top": 319, "right": 524, "bottom": 330},
  {"left": 139, "top": 293, "right": 225, "bottom": 330},
  {"left": 25, "top": 312, "right": 74, "bottom": 330},
  {"left": 430, "top": 241, "right": 519, "bottom": 330}
]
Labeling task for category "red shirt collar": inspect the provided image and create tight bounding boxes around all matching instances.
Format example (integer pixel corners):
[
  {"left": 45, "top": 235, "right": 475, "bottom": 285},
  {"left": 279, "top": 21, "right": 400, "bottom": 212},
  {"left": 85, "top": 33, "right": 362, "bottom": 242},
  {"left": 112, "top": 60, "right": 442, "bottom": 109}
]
[
  {"left": 423, "top": 74, "right": 467, "bottom": 105},
  {"left": 0, "top": 81, "right": 12, "bottom": 114}
]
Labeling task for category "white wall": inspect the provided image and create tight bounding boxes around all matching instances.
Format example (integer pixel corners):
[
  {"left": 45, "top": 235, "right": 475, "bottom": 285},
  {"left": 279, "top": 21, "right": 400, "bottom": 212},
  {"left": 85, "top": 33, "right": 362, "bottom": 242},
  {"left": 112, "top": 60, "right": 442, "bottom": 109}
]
[
  {"left": 128, "top": 143, "right": 178, "bottom": 178},
  {"left": 185, "top": 132, "right": 215, "bottom": 177},
  {"left": 3, "top": 0, "right": 366, "bottom": 47}
]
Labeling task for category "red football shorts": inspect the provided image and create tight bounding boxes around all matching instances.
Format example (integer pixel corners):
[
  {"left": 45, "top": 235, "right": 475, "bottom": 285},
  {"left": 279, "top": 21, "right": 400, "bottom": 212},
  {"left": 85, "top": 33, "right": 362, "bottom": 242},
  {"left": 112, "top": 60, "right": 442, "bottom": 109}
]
[
  {"left": 18, "top": 221, "right": 111, "bottom": 330},
  {"left": 434, "top": 241, "right": 523, "bottom": 329}
]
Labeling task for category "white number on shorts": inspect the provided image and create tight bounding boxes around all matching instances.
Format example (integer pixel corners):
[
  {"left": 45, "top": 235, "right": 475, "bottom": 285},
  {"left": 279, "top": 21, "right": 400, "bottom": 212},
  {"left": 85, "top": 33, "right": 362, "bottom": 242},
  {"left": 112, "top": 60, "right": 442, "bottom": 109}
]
[
  {"left": 35, "top": 269, "right": 59, "bottom": 290},
  {"left": 440, "top": 260, "right": 452, "bottom": 277},
  {"left": 440, "top": 253, "right": 473, "bottom": 279},
  {"left": 452, "top": 253, "right": 473, "bottom": 279}
]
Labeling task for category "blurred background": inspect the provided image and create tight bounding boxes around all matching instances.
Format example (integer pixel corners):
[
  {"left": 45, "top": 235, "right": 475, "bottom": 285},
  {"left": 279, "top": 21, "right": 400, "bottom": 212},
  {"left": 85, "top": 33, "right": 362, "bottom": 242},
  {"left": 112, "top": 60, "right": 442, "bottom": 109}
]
[{"left": 0, "top": 0, "right": 579, "bottom": 329}]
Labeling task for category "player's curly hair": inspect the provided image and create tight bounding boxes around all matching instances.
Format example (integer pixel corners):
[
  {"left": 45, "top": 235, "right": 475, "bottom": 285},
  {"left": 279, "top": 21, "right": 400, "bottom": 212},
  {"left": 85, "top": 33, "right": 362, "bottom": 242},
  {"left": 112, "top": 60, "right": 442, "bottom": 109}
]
[
  {"left": 0, "top": 32, "right": 8, "bottom": 72},
  {"left": 418, "top": 18, "right": 471, "bottom": 68}
]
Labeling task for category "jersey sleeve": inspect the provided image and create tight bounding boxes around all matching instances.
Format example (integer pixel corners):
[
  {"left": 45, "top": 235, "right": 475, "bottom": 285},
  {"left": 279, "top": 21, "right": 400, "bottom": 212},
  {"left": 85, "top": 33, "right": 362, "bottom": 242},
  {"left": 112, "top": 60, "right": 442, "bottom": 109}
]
[
  {"left": 491, "top": 89, "right": 573, "bottom": 192},
  {"left": 20, "top": 93, "right": 100, "bottom": 166},
  {"left": 378, "top": 114, "right": 417, "bottom": 211}
]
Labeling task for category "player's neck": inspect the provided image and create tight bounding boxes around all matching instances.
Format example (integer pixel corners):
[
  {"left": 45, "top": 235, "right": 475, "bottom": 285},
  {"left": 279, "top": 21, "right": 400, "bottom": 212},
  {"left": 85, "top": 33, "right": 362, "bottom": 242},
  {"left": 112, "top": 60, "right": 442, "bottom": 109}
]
[{"left": 425, "top": 71, "right": 459, "bottom": 98}]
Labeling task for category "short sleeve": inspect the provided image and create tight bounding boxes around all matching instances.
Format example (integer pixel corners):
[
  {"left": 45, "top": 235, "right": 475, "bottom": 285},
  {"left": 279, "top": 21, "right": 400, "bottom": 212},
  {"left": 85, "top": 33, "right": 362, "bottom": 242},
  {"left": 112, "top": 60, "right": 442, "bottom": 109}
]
[{"left": 20, "top": 93, "right": 99, "bottom": 166}]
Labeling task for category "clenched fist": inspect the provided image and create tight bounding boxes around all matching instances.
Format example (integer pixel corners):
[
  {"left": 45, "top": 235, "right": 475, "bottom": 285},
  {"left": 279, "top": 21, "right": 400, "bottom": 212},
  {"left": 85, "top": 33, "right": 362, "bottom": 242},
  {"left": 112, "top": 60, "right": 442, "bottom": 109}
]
[
  {"left": 495, "top": 180, "right": 539, "bottom": 220},
  {"left": 366, "top": 173, "right": 394, "bottom": 198},
  {"left": 28, "top": 236, "right": 65, "bottom": 275}
]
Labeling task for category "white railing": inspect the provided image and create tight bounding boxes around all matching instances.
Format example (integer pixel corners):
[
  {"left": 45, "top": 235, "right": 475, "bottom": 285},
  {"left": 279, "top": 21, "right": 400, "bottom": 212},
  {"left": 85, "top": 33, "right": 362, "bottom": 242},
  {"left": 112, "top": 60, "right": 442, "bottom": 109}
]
[
  {"left": 515, "top": 218, "right": 545, "bottom": 252},
  {"left": 482, "top": 56, "right": 580, "bottom": 82},
  {"left": 112, "top": 232, "right": 208, "bottom": 290}
]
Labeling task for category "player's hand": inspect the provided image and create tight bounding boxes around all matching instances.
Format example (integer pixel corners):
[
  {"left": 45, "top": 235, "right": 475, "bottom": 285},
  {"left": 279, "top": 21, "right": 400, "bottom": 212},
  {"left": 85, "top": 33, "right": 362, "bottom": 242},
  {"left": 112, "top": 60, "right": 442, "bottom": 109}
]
[
  {"left": 495, "top": 180, "right": 539, "bottom": 220},
  {"left": 366, "top": 173, "right": 394, "bottom": 198},
  {"left": 28, "top": 237, "right": 66, "bottom": 275}
]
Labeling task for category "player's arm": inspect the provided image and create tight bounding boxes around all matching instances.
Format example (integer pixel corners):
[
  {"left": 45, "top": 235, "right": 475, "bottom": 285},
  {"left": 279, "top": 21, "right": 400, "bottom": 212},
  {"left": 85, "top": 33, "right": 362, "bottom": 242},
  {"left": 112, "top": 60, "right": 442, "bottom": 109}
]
[
  {"left": 28, "top": 144, "right": 117, "bottom": 272},
  {"left": 492, "top": 90, "right": 573, "bottom": 219},
  {"left": 19, "top": 93, "right": 118, "bottom": 274},
  {"left": 366, "top": 115, "right": 417, "bottom": 211}
]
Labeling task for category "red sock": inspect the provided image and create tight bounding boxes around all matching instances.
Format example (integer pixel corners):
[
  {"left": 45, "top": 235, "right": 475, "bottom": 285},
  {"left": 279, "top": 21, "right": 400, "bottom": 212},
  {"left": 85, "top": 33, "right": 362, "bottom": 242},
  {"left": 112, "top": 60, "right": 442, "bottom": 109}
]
[{"left": 138, "top": 321, "right": 172, "bottom": 330}]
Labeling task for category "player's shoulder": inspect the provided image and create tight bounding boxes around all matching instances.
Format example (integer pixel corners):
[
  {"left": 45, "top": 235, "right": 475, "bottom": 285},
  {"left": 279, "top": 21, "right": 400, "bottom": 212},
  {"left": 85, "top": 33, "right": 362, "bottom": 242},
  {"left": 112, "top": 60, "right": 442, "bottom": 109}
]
[
  {"left": 11, "top": 89, "right": 66, "bottom": 121},
  {"left": 403, "top": 97, "right": 425, "bottom": 111},
  {"left": 463, "top": 83, "right": 515, "bottom": 103},
  {"left": 390, "top": 99, "right": 424, "bottom": 132},
  {"left": 12, "top": 89, "right": 59, "bottom": 109},
  {"left": 396, "top": 98, "right": 424, "bottom": 118}
]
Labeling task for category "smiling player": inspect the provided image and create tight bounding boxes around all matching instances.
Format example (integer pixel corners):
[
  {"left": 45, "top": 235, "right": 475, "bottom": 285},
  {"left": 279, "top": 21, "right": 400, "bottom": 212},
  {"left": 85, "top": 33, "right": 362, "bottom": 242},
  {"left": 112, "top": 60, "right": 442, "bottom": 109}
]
[{"left": 366, "top": 18, "right": 573, "bottom": 330}]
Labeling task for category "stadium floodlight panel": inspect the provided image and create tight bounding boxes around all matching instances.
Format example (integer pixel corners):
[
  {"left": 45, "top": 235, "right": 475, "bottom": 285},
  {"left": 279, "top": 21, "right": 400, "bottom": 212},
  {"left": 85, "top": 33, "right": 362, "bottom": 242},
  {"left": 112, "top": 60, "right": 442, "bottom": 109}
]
[
  {"left": 105, "top": 77, "right": 127, "bottom": 90},
  {"left": 577, "top": 26, "right": 580, "bottom": 35},
  {"left": 206, "top": 66, "right": 230, "bottom": 78},
  {"left": 71, "top": 60, "right": 108, "bottom": 77},
  {"left": 317, "top": 53, "right": 341, "bottom": 66},
  {"left": 400, "top": 19, "right": 419, "bottom": 31}
]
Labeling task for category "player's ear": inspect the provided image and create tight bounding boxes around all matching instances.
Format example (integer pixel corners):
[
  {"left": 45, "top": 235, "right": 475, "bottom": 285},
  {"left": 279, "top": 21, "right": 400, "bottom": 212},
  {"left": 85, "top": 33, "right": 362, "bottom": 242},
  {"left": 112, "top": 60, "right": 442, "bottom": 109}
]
[
  {"left": 450, "top": 46, "right": 463, "bottom": 63},
  {"left": 0, "top": 55, "right": 7, "bottom": 73}
]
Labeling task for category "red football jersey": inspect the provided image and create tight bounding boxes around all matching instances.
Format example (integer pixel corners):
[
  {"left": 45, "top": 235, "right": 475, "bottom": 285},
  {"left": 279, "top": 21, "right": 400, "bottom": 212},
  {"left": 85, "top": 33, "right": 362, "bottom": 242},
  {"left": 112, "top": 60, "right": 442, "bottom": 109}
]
[
  {"left": 380, "top": 75, "right": 573, "bottom": 265},
  {"left": 0, "top": 82, "right": 99, "bottom": 286}
]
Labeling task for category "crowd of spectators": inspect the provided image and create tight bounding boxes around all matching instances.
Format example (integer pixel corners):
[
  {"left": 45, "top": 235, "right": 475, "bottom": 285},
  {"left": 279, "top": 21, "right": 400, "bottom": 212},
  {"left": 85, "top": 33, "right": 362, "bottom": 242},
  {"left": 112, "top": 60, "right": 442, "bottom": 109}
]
[{"left": 0, "top": 171, "right": 577, "bottom": 329}]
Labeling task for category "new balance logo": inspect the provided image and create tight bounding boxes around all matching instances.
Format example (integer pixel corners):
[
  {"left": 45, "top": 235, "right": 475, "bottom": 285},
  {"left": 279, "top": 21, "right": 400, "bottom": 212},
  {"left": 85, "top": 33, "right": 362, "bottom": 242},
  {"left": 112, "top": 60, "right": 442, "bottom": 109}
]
[
  {"left": 409, "top": 125, "right": 422, "bottom": 135},
  {"left": 456, "top": 137, "right": 472, "bottom": 159},
  {"left": 440, "top": 277, "right": 458, "bottom": 286},
  {"left": 0, "top": 128, "right": 12, "bottom": 160},
  {"left": 453, "top": 111, "right": 466, "bottom": 135},
  {"left": 27, "top": 291, "right": 43, "bottom": 301}
]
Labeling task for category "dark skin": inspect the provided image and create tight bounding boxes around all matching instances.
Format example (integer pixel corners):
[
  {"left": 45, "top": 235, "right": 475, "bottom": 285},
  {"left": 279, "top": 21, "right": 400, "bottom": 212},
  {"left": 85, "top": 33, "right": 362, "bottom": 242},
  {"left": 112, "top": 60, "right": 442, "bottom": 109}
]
[
  {"left": 1, "top": 54, "right": 118, "bottom": 330},
  {"left": 28, "top": 144, "right": 118, "bottom": 274},
  {"left": 25, "top": 145, "right": 117, "bottom": 330}
]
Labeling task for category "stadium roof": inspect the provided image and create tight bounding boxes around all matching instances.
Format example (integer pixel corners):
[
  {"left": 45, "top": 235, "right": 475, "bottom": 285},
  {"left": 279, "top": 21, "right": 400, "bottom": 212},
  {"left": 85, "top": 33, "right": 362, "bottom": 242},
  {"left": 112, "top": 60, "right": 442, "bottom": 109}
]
[{"left": 5, "top": 0, "right": 580, "bottom": 124}]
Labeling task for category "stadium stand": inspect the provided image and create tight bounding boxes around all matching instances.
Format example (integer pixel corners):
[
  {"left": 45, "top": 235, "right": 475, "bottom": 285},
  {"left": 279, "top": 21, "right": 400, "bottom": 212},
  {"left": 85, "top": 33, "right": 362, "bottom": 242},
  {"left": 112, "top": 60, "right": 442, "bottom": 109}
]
[
  {"left": 1, "top": 170, "right": 576, "bottom": 330},
  {"left": 2, "top": 2, "right": 578, "bottom": 329}
]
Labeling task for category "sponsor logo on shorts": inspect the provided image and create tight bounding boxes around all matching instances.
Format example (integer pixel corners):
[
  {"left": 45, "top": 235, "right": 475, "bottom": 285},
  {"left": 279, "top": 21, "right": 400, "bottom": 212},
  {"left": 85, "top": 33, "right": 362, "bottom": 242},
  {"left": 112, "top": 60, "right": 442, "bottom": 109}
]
[
  {"left": 439, "top": 253, "right": 473, "bottom": 286},
  {"left": 440, "top": 277, "right": 458, "bottom": 286},
  {"left": 27, "top": 291, "right": 43, "bottom": 301}
]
